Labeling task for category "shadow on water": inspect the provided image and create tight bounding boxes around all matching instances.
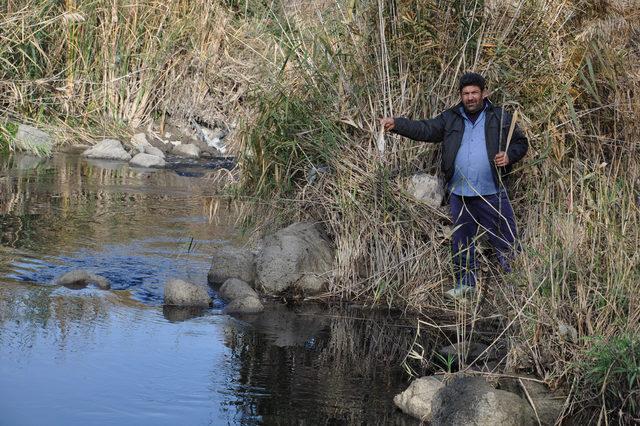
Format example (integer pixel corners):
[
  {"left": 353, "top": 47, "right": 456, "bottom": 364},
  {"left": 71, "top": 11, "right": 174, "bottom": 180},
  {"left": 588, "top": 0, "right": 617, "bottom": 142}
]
[{"left": 0, "top": 153, "right": 424, "bottom": 425}]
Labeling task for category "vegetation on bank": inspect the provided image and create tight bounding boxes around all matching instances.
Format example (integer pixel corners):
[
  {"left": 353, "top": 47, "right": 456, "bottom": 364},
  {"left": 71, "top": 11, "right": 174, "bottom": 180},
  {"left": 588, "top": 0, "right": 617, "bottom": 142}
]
[{"left": 1, "top": 0, "right": 638, "bottom": 422}]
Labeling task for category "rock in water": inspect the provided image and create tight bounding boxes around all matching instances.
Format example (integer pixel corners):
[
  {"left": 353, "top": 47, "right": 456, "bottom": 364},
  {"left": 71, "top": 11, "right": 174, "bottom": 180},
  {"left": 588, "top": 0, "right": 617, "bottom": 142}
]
[
  {"left": 431, "top": 376, "right": 536, "bottom": 426},
  {"left": 82, "top": 139, "right": 132, "bottom": 161},
  {"left": 54, "top": 269, "right": 110, "bottom": 290},
  {"left": 164, "top": 279, "right": 210, "bottom": 307},
  {"left": 223, "top": 296, "right": 264, "bottom": 314},
  {"left": 172, "top": 143, "right": 200, "bottom": 158},
  {"left": 144, "top": 145, "right": 165, "bottom": 159},
  {"left": 256, "top": 222, "right": 334, "bottom": 296},
  {"left": 129, "top": 153, "right": 166, "bottom": 168},
  {"left": 14, "top": 124, "right": 53, "bottom": 155},
  {"left": 408, "top": 173, "right": 444, "bottom": 208},
  {"left": 393, "top": 376, "right": 445, "bottom": 422},
  {"left": 207, "top": 245, "right": 256, "bottom": 287},
  {"left": 218, "top": 278, "right": 258, "bottom": 302},
  {"left": 130, "top": 133, "right": 151, "bottom": 153}
]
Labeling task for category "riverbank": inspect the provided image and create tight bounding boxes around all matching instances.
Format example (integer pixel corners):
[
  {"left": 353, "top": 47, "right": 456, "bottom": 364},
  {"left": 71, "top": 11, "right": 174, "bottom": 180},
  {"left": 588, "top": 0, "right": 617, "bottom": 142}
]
[{"left": 2, "top": 1, "right": 638, "bottom": 422}]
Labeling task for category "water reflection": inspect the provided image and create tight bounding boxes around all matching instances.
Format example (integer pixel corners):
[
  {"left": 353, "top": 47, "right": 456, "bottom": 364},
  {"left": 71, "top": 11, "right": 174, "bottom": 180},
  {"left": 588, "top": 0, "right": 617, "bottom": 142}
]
[{"left": 0, "top": 153, "right": 420, "bottom": 425}]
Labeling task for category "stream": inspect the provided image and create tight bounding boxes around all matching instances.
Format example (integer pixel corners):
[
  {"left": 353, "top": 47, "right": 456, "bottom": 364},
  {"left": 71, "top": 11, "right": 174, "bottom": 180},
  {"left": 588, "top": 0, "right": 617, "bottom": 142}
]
[{"left": 0, "top": 153, "right": 421, "bottom": 425}]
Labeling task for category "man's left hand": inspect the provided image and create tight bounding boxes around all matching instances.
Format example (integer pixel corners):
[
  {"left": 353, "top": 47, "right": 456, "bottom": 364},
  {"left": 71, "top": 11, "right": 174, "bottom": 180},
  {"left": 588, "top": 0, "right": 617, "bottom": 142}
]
[{"left": 494, "top": 152, "right": 510, "bottom": 167}]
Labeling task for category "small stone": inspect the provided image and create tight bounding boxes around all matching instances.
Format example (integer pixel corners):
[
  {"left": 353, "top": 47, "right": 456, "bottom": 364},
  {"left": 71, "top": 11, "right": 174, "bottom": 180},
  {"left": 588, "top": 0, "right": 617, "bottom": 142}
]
[
  {"left": 173, "top": 143, "right": 200, "bottom": 158},
  {"left": 558, "top": 322, "right": 578, "bottom": 343},
  {"left": 223, "top": 296, "right": 264, "bottom": 314},
  {"left": 393, "top": 376, "right": 444, "bottom": 422},
  {"left": 129, "top": 152, "right": 166, "bottom": 168},
  {"left": 144, "top": 145, "right": 165, "bottom": 158},
  {"left": 408, "top": 173, "right": 444, "bottom": 208},
  {"left": 164, "top": 279, "right": 210, "bottom": 307},
  {"left": 82, "top": 139, "right": 132, "bottom": 161},
  {"left": 54, "top": 269, "right": 110, "bottom": 290},
  {"left": 218, "top": 278, "right": 258, "bottom": 302},
  {"left": 14, "top": 124, "right": 53, "bottom": 155},
  {"left": 130, "top": 133, "right": 151, "bottom": 153}
]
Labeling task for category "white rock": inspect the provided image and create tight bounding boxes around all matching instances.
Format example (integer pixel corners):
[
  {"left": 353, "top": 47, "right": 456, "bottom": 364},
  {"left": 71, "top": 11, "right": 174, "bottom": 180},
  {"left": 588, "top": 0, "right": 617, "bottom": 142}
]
[
  {"left": 130, "top": 133, "right": 151, "bottom": 153},
  {"left": 164, "top": 279, "right": 210, "bottom": 307},
  {"left": 14, "top": 124, "right": 53, "bottom": 155},
  {"left": 408, "top": 173, "right": 444, "bottom": 208},
  {"left": 82, "top": 139, "right": 132, "bottom": 161},
  {"left": 173, "top": 143, "right": 200, "bottom": 158},
  {"left": 394, "top": 376, "right": 444, "bottom": 422},
  {"left": 143, "top": 145, "right": 165, "bottom": 158},
  {"left": 129, "top": 153, "right": 166, "bottom": 168}
]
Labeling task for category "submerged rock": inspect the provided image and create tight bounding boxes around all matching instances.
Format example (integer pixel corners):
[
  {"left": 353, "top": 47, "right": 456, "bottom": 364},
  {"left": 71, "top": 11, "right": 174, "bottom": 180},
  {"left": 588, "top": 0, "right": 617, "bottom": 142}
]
[
  {"left": 431, "top": 376, "right": 536, "bottom": 426},
  {"left": 14, "top": 124, "right": 53, "bottom": 155},
  {"left": 129, "top": 152, "right": 166, "bottom": 168},
  {"left": 54, "top": 269, "right": 110, "bottom": 290},
  {"left": 256, "top": 222, "right": 334, "bottom": 296},
  {"left": 223, "top": 296, "right": 264, "bottom": 314},
  {"left": 207, "top": 245, "right": 256, "bottom": 287},
  {"left": 393, "top": 376, "right": 444, "bottom": 422},
  {"left": 82, "top": 139, "right": 132, "bottom": 161},
  {"left": 164, "top": 278, "right": 210, "bottom": 307},
  {"left": 218, "top": 278, "right": 258, "bottom": 302},
  {"left": 172, "top": 143, "right": 200, "bottom": 158}
]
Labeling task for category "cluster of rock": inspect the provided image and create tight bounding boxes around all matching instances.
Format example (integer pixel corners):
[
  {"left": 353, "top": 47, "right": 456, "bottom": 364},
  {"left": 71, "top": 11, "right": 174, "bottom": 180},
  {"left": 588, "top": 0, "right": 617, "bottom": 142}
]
[
  {"left": 9, "top": 121, "right": 229, "bottom": 167},
  {"left": 49, "top": 222, "right": 333, "bottom": 316},
  {"left": 394, "top": 374, "right": 563, "bottom": 425},
  {"left": 206, "top": 222, "right": 334, "bottom": 313},
  {"left": 80, "top": 131, "right": 222, "bottom": 168}
]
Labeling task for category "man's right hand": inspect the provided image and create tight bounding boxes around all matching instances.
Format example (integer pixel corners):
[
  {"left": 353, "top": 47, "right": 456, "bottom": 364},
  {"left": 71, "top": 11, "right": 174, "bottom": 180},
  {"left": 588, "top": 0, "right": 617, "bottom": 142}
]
[{"left": 380, "top": 117, "right": 395, "bottom": 132}]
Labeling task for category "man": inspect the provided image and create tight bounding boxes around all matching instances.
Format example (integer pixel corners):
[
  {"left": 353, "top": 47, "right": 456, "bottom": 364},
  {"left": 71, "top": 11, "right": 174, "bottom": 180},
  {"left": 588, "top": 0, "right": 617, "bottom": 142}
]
[{"left": 380, "top": 72, "right": 528, "bottom": 299}]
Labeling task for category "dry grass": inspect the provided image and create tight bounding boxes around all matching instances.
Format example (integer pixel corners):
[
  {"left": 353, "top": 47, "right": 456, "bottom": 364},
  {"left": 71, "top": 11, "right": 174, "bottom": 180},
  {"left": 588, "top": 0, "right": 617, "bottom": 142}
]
[{"left": 2, "top": 0, "right": 639, "bottom": 422}]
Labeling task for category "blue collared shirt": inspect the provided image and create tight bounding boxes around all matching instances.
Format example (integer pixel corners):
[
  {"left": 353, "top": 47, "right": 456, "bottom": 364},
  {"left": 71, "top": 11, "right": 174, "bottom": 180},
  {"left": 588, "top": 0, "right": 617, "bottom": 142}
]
[{"left": 448, "top": 106, "right": 498, "bottom": 196}]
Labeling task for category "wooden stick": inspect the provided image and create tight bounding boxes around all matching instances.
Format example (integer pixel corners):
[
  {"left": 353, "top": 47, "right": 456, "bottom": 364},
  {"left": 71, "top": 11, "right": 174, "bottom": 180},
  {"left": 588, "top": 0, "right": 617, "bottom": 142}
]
[{"left": 505, "top": 109, "right": 520, "bottom": 154}]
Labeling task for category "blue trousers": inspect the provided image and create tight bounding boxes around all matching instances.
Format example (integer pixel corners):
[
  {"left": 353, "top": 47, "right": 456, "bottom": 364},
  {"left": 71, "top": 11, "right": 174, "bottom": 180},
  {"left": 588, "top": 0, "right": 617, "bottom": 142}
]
[{"left": 449, "top": 191, "right": 518, "bottom": 287}]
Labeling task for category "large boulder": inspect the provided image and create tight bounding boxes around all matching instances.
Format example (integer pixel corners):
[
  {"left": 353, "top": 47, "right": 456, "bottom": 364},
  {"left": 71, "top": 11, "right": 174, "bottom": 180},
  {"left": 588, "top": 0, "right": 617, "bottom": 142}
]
[
  {"left": 223, "top": 296, "right": 264, "bottom": 314},
  {"left": 408, "top": 173, "right": 444, "bottom": 208},
  {"left": 218, "top": 278, "right": 258, "bottom": 302},
  {"left": 129, "top": 152, "right": 166, "bottom": 168},
  {"left": 53, "top": 269, "right": 110, "bottom": 290},
  {"left": 207, "top": 245, "right": 256, "bottom": 287},
  {"left": 256, "top": 222, "right": 334, "bottom": 295},
  {"left": 393, "top": 376, "right": 445, "bottom": 422},
  {"left": 172, "top": 143, "right": 200, "bottom": 158},
  {"left": 431, "top": 376, "right": 536, "bottom": 426},
  {"left": 164, "top": 278, "right": 210, "bottom": 307},
  {"left": 497, "top": 376, "right": 566, "bottom": 426},
  {"left": 82, "top": 139, "right": 132, "bottom": 161},
  {"left": 14, "top": 124, "right": 53, "bottom": 155}
]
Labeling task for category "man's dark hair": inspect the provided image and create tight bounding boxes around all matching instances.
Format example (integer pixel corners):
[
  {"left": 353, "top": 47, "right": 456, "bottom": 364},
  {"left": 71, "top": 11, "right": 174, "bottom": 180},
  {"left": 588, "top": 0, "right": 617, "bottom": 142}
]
[{"left": 459, "top": 72, "right": 486, "bottom": 91}]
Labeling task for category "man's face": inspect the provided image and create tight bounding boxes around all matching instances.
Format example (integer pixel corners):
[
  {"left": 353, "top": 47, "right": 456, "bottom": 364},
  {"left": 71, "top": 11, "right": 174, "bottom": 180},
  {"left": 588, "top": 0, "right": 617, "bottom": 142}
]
[{"left": 460, "top": 85, "right": 485, "bottom": 113}]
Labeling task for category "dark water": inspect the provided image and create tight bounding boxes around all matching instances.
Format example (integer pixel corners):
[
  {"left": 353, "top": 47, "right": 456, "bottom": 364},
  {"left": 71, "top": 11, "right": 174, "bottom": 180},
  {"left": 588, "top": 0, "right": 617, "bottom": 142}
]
[{"left": 0, "top": 153, "right": 420, "bottom": 425}]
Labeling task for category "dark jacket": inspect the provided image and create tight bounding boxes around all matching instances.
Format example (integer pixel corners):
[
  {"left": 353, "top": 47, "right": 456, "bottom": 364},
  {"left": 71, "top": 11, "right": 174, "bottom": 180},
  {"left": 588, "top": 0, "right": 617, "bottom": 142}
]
[{"left": 391, "top": 100, "right": 528, "bottom": 187}]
